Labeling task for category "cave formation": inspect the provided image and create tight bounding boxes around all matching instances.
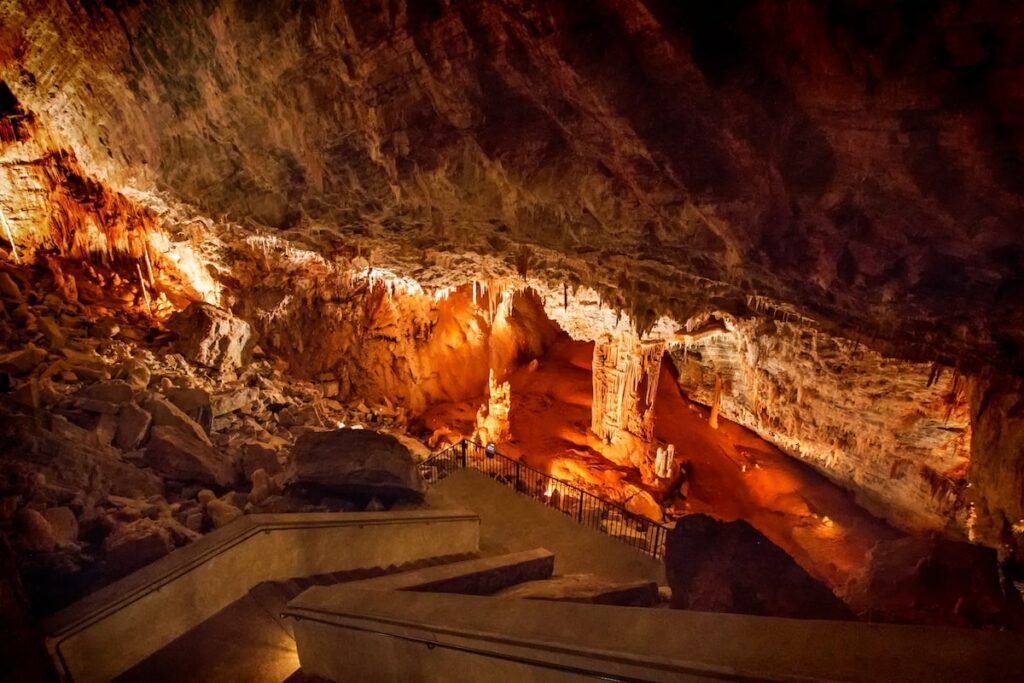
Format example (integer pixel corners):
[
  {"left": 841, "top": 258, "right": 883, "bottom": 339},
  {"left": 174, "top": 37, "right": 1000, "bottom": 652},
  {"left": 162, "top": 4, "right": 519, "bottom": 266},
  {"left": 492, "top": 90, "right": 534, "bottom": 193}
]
[{"left": 2, "top": 1, "right": 1024, "bottom": 680}]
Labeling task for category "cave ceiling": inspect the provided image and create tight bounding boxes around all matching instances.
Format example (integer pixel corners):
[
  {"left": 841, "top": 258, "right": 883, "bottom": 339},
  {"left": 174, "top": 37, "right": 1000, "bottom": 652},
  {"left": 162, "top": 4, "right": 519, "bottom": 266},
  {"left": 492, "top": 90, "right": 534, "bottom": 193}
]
[{"left": 2, "top": 0, "right": 1023, "bottom": 370}]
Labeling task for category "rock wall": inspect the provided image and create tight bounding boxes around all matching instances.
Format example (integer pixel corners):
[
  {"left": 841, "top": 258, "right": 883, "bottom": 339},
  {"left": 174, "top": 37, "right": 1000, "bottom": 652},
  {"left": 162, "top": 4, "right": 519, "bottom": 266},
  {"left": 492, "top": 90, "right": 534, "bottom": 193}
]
[
  {"left": 1, "top": 0, "right": 1023, "bottom": 370},
  {"left": 672, "top": 314, "right": 973, "bottom": 538}
]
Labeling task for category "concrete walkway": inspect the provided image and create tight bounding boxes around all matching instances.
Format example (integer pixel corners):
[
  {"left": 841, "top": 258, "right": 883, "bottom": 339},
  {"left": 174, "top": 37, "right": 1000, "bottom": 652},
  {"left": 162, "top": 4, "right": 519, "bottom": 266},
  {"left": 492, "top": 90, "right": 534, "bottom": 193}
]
[
  {"left": 427, "top": 469, "right": 665, "bottom": 584},
  {"left": 115, "top": 594, "right": 300, "bottom": 683}
]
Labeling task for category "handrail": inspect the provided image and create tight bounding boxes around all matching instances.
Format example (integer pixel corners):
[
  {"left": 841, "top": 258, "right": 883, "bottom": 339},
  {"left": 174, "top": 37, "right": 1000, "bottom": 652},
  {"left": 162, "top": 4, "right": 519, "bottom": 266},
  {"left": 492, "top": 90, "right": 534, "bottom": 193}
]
[{"left": 420, "top": 440, "right": 669, "bottom": 560}]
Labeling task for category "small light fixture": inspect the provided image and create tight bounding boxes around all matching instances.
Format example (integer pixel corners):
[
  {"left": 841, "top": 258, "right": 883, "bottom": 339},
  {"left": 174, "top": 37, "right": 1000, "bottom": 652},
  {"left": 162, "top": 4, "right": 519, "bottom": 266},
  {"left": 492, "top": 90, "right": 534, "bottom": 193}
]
[{"left": 486, "top": 442, "right": 496, "bottom": 458}]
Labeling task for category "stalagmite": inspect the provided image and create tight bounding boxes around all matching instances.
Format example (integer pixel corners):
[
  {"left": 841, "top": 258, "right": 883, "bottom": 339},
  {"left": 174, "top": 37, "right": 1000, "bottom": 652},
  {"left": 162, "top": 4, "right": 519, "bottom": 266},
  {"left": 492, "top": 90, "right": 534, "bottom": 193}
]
[
  {"left": 654, "top": 443, "right": 675, "bottom": 479},
  {"left": 0, "top": 205, "right": 19, "bottom": 263},
  {"left": 474, "top": 369, "right": 511, "bottom": 445},
  {"left": 136, "top": 262, "right": 152, "bottom": 314},
  {"left": 709, "top": 374, "right": 723, "bottom": 430}
]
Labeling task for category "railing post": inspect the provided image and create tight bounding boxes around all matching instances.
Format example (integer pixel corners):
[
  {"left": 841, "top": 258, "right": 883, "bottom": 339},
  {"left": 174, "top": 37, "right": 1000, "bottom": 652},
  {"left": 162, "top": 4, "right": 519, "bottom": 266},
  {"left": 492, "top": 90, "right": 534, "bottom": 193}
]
[
  {"left": 577, "top": 490, "right": 584, "bottom": 522},
  {"left": 515, "top": 461, "right": 521, "bottom": 491},
  {"left": 460, "top": 439, "right": 467, "bottom": 468}
]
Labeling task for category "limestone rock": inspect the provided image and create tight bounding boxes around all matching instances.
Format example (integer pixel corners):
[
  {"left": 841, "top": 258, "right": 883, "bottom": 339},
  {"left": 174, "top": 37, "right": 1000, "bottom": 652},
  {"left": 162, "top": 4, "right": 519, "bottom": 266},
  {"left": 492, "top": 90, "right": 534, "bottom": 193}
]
[
  {"left": 103, "top": 519, "right": 173, "bottom": 578},
  {"left": 38, "top": 317, "right": 65, "bottom": 349},
  {"left": 79, "top": 380, "right": 133, "bottom": 404},
  {"left": 0, "top": 272, "right": 22, "bottom": 301},
  {"left": 91, "top": 317, "right": 120, "bottom": 338},
  {"left": 115, "top": 403, "right": 152, "bottom": 451},
  {"left": 665, "top": 514, "right": 853, "bottom": 620},
  {"left": 144, "top": 425, "right": 235, "bottom": 487},
  {"left": 249, "top": 468, "right": 272, "bottom": 505},
  {"left": 16, "top": 509, "right": 56, "bottom": 553},
  {"left": 292, "top": 428, "right": 424, "bottom": 500},
  {"left": 122, "top": 357, "right": 151, "bottom": 391},
  {"left": 165, "top": 387, "right": 212, "bottom": 433},
  {"left": 43, "top": 507, "right": 78, "bottom": 545},
  {"left": 240, "top": 441, "right": 280, "bottom": 478},
  {"left": 167, "top": 302, "right": 251, "bottom": 372},
  {"left": 11, "top": 380, "right": 39, "bottom": 409},
  {"left": 0, "top": 345, "right": 47, "bottom": 375},
  {"left": 144, "top": 396, "right": 212, "bottom": 446},
  {"left": 206, "top": 499, "right": 243, "bottom": 528},
  {"left": 844, "top": 537, "right": 1022, "bottom": 628}
]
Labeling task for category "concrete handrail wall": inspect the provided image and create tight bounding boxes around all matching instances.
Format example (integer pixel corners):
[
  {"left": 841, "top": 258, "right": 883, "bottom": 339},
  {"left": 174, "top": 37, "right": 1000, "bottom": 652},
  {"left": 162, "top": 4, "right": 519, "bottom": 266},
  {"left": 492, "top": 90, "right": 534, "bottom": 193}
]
[
  {"left": 286, "top": 587, "right": 1024, "bottom": 683},
  {"left": 44, "top": 509, "right": 480, "bottom": 683}
]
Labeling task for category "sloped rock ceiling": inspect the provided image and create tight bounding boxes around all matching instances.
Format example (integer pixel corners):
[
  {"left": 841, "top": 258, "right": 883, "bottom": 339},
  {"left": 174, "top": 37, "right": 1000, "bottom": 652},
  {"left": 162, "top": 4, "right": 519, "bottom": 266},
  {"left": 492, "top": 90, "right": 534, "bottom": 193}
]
[
  {"left": 3, "top": 0, "right": 1023, "bottom": 369},
  {"left": 1, "top": 1, "right": 1023, "bottom": 553}
]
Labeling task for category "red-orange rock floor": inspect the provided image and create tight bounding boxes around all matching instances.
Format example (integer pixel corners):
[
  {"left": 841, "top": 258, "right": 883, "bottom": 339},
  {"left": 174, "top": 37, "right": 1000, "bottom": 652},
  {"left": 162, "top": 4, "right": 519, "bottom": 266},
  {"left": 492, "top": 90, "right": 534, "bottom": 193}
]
[{"left": 422, "top": 336, "right": 903, "bottom": 604}]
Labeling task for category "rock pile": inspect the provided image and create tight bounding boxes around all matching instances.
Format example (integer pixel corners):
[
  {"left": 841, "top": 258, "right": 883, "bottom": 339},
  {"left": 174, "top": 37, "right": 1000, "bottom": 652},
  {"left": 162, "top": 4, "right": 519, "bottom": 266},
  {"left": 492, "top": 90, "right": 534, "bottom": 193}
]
[{"left": 0, "top": 262, "right": 429, "bottom": 612}]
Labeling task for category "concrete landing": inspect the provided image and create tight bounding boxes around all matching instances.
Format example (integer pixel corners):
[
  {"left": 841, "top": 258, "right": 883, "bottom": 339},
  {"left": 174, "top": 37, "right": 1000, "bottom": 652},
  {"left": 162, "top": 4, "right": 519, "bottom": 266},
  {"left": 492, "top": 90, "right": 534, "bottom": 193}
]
[
  {"left": 427, "top": 469, "right": 665, "bottom": 584},
  {"left": 115, "top": 592, "right": 299, "bottom": 683}
]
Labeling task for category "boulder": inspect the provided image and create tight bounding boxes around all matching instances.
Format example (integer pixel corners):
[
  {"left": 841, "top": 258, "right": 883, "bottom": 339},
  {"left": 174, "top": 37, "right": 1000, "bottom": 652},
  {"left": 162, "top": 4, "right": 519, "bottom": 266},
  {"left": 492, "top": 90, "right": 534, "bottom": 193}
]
[
  {"left": 211, "top": 386, "right": 260, "bottom": 416},
  {"left": 0, "top": 271, "right": 22, "bottom": 300},
  {"left": 16, "top": 509, "right": 57, "bottom": 553},
  {"left": 206, "top": 499, "right": 243, "bottom": 528},
  {"left": 144, "top": 396, "right": 212, "bottom": 446},
  {"left": 0, "top": 345, "right": 47, "bottom": 375},
  {"left": 144, "top": 425, "right": 235, "bottom": 487},
  {"left": 665, "top": 514, "right": 853, "bottom": 620},
  {"left": 292, "top": 428, "right": 424, "bottom": 500},
  {"left": 844, "top": 537, "right": 1023, "bottom": 628},
  {"left": 122, "top": 357, "right": 151, "bottom": 391},
  {"left": 167, "top": 302, "right": 251, "bottom": 372},
  {"left": 43, "top": 507, "right": 78, "bottom": 545},
  {"left": 249, "top": 468, "right": 272, "bottom": 505},
  {"left": 165, "top": 387, "right": 213, "bottom": 433},
  {"left": 240, "top": 440, "right": 281, "bottom": 478},
  {"left": 115, "top": 403, "right": 152, "bottom": 451},
  {"left": 103, "top": 519, "right": 173, "bottom": 578},
  {"left": 91, "top": 317, "right": 120, "bottom": 338},
  {"left": 79, "top": 380, "right": 133, "bottom": 404},
  {"left": 38, "top": 317, "right": 66, "bottom": 349},
  {"left": 11, "top": 380, "right": 39, "bottom": 409}
]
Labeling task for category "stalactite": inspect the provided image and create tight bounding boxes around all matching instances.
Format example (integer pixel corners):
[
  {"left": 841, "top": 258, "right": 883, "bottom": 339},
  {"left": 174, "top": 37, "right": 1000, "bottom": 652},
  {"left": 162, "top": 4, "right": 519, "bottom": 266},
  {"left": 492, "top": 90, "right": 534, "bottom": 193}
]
[{"left": 0, "top": 205, "right": 19, "bottom": 263}]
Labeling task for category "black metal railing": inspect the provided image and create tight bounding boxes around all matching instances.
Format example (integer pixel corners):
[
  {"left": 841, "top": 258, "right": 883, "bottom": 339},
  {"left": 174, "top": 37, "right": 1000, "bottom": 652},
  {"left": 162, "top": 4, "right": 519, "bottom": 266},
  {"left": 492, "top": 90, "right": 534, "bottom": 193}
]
[{"left": 420, "top": 439, "right": 669, "bottom": 561}]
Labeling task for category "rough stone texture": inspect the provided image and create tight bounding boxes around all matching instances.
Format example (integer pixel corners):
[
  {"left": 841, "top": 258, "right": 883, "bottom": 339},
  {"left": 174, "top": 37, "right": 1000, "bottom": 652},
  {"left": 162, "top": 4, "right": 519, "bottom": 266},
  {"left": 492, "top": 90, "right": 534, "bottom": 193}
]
[
  {"left": 115, "top": 403, "right": 152, "bottom": 451},
  {"left": 665, "top": 513, "right": 853, "bottom": 620},
  {"left": 103, "top": 519, "right": 173, "bottom": 579},
  {"left": 4, "top": 0, "right": 1024, "bottom": 373},
  {"left": 144, "top": 425, "right": 235, "bottom": 487},
  {"left": 672, "top": 316, "right": 973, "bottom": 537},
  {"left": 205, "top": 499, "right": 242, "bottom": 529},
  {"left": 144, "top": 396, "right": 212, "bottom": 446},
  {"left": 844, "top": 536, "right": 1022, "bottom": 628},
  {"left": 292, "top": 428, "right": 425, "bottom": 500},
  {"left": 966, "top": 369, "right": 1024, "bottom": 561},
  {"left": 42, "top": 506, "right": 78, "bottom": 546},
  {"left": 14, "top": 509, "right": 56, "bottom": 553},
  {"left": 167, "top": 302, "right": 251, "bottom": 373},
  {"left": 165, "top": 387, "right": 213, "bottom": 434}
]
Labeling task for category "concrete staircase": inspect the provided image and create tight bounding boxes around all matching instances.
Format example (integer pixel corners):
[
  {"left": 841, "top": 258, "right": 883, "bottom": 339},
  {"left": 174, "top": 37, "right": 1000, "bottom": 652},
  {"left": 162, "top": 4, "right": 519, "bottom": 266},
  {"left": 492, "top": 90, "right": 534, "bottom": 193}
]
[{"left": 119, "top": 546, "right": 654, "bottom": 682}]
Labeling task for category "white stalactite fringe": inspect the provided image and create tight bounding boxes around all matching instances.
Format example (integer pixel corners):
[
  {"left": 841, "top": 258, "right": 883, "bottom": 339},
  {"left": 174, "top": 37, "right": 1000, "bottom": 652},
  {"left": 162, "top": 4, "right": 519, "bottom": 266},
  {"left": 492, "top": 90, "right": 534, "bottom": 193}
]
[{"left": 0, "top": 205, "right": 20, "bottom": 263}]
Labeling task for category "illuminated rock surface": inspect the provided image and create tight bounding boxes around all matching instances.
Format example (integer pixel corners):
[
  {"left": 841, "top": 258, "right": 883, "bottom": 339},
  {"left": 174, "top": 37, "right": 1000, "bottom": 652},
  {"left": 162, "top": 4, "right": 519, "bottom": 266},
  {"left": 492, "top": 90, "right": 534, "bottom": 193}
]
[{"left": 0, "top": 0, "right": 1022, "bottom": 636}]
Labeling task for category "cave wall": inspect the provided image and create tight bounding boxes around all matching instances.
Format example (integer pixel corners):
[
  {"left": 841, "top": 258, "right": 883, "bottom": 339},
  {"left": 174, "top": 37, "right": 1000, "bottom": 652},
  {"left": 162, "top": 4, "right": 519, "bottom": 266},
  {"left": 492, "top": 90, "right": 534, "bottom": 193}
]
[
  {"left": 672, "top": 315, "right": 973, "bottom": 538},
  {"left": 2, "top": 0, "right": 1023, "bottom": 369}
]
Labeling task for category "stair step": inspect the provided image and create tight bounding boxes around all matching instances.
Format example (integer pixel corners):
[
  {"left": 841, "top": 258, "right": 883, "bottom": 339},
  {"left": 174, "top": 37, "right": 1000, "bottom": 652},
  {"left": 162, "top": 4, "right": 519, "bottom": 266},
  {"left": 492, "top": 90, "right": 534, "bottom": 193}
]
[{"left": 318, "top": 548, "right": 556, "bottom": 596}]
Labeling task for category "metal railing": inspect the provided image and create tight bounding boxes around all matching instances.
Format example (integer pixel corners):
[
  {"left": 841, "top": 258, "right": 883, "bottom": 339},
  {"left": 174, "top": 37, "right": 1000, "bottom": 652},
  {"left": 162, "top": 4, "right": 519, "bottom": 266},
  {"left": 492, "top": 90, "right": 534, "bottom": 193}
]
[{"left": 420, "top": 439, "right": 669, "bottom": 561}]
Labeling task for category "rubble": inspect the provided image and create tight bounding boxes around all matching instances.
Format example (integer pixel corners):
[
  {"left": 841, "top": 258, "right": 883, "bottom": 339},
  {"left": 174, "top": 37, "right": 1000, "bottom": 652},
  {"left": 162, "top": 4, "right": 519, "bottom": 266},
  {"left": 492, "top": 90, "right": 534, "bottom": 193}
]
[{"left": 167, "top": 302, "right": 251, "bottom": 372}]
